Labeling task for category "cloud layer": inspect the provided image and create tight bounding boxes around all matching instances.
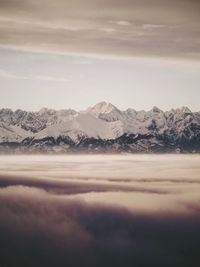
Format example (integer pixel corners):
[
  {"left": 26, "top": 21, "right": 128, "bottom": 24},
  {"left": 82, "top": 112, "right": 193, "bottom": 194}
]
[
  {"left": 0, "top": 155, "right": 200, "bottom": 267},
  {"left": 0, "top": 185, "right": 200, "bottom": 267},
  {"left": 0, "top": 0, "right": 200, "bottom": 60}
]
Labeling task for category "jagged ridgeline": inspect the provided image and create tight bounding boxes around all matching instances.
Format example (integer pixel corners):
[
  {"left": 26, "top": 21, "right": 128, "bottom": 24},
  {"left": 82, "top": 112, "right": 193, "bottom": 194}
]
[{"left": 0, "top": 102, "right": 199, "bottom": 153}]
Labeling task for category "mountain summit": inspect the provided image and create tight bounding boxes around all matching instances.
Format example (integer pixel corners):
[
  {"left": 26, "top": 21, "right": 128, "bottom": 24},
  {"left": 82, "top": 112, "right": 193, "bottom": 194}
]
[
  {"left": 87, "top": 101, "right": 116, "bottom": 115},
  {"left": 85, "top": 102, "right": 123, "bottom": 122},
  {"left": 0, "top": 103, "right": 199, "bottom": 153},
  {"left": 85, "top": 101, "right": 118, "bottom": 116}
]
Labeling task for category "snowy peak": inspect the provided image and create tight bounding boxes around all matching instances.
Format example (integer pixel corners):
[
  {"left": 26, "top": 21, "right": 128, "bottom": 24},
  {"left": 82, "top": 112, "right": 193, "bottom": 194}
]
[
  {"left": 85, "top": 102, "right": 123, "bottom": 122},
  {"left": 151, "top": 106, "right": 163, "bottom": 113},
  {"left": 38, "top": 107, "right": 55, "bottom": 114},
  {"left": 179, "top": 106, "right": 192, "bottom": 114},
  {"left": 86, "top": 101, "right": 118, "bottom": 115}
]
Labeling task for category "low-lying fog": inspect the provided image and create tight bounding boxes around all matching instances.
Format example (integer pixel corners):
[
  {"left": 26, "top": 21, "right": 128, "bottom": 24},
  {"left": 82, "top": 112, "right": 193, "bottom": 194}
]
[{"left": 0, "top": 154, "right": 200, "bottom": 267}]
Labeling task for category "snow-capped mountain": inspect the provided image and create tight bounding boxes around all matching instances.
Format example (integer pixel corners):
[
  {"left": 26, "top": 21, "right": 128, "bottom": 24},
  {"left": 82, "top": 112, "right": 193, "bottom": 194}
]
[
  {"left": 84, "top": 101, "right": 123, "bottom": 122},
  {"left": 0, "top": 102, "right": 199, "bottom": 153}
]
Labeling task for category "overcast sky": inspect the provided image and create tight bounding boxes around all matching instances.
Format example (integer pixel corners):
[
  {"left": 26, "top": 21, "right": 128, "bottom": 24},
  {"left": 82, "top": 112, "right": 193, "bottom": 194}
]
[{"left": 0, "top": 0, "right": 200, "bottom": 111}]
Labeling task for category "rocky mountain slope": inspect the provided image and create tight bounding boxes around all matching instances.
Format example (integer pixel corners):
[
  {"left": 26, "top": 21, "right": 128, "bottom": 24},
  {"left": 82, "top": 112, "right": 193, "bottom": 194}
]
[{"left": 0, "top": 102, "right": 199, "bottom": 153}]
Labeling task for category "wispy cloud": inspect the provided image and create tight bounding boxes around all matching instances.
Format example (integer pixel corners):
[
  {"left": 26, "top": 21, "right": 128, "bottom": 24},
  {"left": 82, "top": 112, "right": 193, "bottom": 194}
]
[
  {"left": 142, "top": 24, "right": 166, "bottom": 29},
  {"left": 0, "top": 69, "right": 70, "bottom": 82},
  {"left": 108, "top": 20, "right": 132, "bottom": 26},
  {"left": 0, "top": 69, "right": 29, "bottom": 80},
  {"left": 34, "top": 75, "right": 70, "bottom": 82},
  {"left": 99, "top": 27, "right": 116, "bottom": 33},
  {"left": 0, "top": 16, "right": 84, "bottom": 32}
]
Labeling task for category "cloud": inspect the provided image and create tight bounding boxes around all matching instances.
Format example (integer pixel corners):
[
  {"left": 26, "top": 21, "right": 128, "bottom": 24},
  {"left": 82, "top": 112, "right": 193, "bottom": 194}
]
[
  {"left": 99, "top": 27, "right": 116, "bottom": 33},
  {"left": 0, "top": 69, "right": 29, "bottom": 80},
  {"left": 34, "top": 75, "right": 70, "bottom": 82},
  {"left": 0, "top": 0, "right": 200, "bottom": 60},
  {"left": 0, "top": 184, "right": 200, "bottom": 267},
  {"left": 109, "top": 20, "right": 132, "bottom": 26},
  {"left": 0, "top": 175, "right": 169, "bottom": 195},
  {"left": 0, "top": 16, "right": 84, "bottom": 32},
  {"left": 142, "top": 24, "right": 166, "bottom": 29},
  {"left": 0, "top": 154, "right": 200, "bottom": 267},
  {"left": 0, "top": 69, "right": 70, "bottom": 82}
]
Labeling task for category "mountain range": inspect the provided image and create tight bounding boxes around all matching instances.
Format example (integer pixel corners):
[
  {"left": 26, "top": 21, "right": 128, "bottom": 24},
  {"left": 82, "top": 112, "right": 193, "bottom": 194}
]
[{"left": 0, "top": 102, "right": 199, "bottom": 153}]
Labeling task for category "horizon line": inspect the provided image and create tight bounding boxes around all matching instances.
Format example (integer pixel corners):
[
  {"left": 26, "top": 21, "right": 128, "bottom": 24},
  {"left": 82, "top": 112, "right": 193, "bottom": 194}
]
[{"left": 0, "top": 102, "right": 199, "bottom": 113}]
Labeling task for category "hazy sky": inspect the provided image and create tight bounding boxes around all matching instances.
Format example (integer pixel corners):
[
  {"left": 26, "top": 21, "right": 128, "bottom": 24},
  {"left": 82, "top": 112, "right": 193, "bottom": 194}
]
[{"left": 0, "top": 0, "right": 200, "bottom": 111}]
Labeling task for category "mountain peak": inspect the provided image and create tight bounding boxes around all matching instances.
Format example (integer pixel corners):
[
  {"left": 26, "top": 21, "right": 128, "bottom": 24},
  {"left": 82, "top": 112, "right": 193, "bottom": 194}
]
[
  {"left": 151, "top": 106, "right": 162, "bottom": 113},
  {"left": 39, "top": 107, "right": 55, "bottom": 114},
  {"left": 180, "top": 106, "right": 192, "bottom": 114},
  {"left": 94, "top": 101, "right": 115, "bottom": 111},
  {"left": 87, "top": 101, "right": 118, "bottom": 116}
]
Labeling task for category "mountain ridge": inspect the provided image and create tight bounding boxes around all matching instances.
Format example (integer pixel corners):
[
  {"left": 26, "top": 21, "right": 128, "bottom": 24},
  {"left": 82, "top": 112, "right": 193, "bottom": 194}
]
[{"left": 0, "top": 102, "right": 199, "bottom": 153}]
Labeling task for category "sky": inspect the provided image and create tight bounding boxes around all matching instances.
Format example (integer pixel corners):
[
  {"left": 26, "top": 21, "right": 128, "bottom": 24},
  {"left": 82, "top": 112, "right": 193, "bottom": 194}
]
[{"left": 0, "top": 0, "right": 200, "bottom": 111}]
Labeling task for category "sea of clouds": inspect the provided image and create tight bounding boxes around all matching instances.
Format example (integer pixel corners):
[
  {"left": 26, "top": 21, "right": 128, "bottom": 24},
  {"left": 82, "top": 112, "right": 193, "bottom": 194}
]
[{"left": 0, "top": 154, "right": 200, "bottom": 267}]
